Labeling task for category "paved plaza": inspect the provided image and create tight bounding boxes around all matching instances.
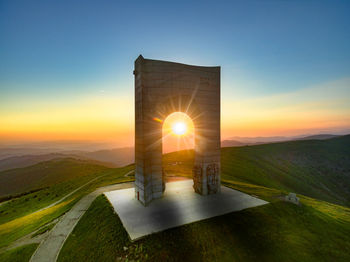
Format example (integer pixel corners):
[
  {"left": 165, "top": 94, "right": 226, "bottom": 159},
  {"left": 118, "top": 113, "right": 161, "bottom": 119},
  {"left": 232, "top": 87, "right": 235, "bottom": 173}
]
[{"left": 105, "top": 180, "right": 268, "bottom": 240}]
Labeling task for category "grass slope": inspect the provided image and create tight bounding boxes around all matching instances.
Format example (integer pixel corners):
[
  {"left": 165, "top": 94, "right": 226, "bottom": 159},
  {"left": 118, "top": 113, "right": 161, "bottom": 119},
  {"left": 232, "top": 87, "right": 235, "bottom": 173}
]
[
  {"left": 58, "top": 185, "right": 350, "bottom": 262},
  {"left": 164, "top": 135, "right": 350, "bottom": 206},
  {"left": 0, "top": 170, "right": 101, "bottom": 225},
  {"left": 0, "top": 244, "right": 38, "bottom": 262},
  {"left": 2, "top": 135, "right": 350, "bottom": 260},
  {"left": 0, "top": 165, "right": 134, "bottom": 249},
  {"left": 0, "top": 158, "right": 109, "bottom": 197}
]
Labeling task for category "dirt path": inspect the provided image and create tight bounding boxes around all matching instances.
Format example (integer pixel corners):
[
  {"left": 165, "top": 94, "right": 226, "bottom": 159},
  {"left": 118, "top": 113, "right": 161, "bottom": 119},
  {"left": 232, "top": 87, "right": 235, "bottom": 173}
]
[{"left": 29, "top": 170, "right": 134, "bottom": 262}]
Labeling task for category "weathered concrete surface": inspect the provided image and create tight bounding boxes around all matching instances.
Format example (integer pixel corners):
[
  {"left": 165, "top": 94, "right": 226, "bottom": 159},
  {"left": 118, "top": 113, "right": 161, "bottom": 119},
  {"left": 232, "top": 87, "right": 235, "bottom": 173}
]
[
  {"left": 105, "top": 180, "right": 268, "bottom": 240},
  {"left": 134, "top": 56, "right": 221, "bottom": 205},
  {"left": 30, "top": 178, "right": 134, "bottom": 262}
]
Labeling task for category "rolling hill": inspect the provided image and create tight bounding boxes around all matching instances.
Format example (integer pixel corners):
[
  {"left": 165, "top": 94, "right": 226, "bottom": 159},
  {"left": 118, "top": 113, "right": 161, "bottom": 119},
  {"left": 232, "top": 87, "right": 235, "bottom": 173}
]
[
  {"left": 0, "top": 147, "right": 134, "bottom": 172},
  {"left": 0, "top": 153, "right": 117, "bottom": 172},
  {"left": 74, "top": 147, "right": 134, "bottom": 167},
  {"left": 221, "top": 140, "right": 245, "bottom": 147},
  {"left": 222, "top": 133, "right": 341, "bottom": 147},
  {"left": 0, "top": 158, "right": 109, "bottom": 198},
  {"left": 57, "top": 191, "right": 350, "bottom": 262},
  {"left": 164, "top": 135, "right": 350, "bottom": 206},
  {"left": 54, "top": 135, "right": 350, "bottom": 262},
  {"left": 1, "top": 136, "right": 350, "bottom": 261},
  {"left": 2, "top": 136, "right": 349, "bottom": 204},
  {"left": 0, "top": 148, "right": 61, "bottom": 161},
  {"left": 298, "top": 134, "right": 340, "bottom": 140}
]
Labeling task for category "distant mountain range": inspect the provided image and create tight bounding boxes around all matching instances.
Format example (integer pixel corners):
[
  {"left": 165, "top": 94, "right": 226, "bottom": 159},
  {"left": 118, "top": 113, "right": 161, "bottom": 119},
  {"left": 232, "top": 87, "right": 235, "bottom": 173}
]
[
  {"left": 220, "top": 140, "right": 246, "bottom": 147},
  {"left": 0, "top": 134, "right": 347, "bottom": 172},
  {"left": 69, "top": 147, "right": 134, "bottom": 167},
  {"left": 222, "top": 134, "right": 341, "bottom": 147},
  {"left": 0, "top": 147, "right": 134, "bottom": 172},
  {"left": 297, "top": 134, "right": 340, "bottom": 140},
  {"left": 0, "top": 153, "right": 117, "bottom": 172}
]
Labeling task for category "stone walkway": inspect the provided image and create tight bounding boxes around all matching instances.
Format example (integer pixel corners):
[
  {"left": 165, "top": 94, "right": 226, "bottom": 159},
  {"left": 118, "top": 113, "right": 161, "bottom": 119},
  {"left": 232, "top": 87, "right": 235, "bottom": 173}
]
[{"left": 29, "top": 171, "right": 134, "bottom": 262}]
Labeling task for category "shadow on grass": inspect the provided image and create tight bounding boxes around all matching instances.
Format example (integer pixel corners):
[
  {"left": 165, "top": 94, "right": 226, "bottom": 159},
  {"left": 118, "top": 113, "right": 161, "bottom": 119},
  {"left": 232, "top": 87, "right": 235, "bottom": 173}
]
[{"left": 58, "top": 192, "right": 350, "bottom": 262}]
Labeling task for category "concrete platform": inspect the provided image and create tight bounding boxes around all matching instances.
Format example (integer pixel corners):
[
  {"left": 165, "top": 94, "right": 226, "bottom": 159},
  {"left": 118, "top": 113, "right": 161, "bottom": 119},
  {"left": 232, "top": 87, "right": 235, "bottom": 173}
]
[{"left": 104, "top": 180, "right": 268, "bottom": 240}]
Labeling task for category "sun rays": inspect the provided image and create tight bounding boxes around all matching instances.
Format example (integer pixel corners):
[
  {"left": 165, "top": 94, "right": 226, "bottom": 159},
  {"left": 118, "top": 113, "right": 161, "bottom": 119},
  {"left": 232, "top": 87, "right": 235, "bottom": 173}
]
[
  {"left": 143, "top": 77, "right": 213, "bottom": 153},
  {"left": 162, "top": 112, "right": 195, "bottom": 153}
]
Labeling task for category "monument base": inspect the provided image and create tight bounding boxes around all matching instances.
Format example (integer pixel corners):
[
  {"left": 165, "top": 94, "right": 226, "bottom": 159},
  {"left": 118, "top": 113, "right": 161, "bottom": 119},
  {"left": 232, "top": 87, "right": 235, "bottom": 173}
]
[{"left": 104, "top": 180, "right": 268, "bottom": 240}]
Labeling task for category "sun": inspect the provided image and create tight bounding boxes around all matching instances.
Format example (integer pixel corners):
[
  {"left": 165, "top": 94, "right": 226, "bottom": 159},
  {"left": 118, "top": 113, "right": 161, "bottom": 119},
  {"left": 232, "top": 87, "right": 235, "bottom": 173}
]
[
  {"left": 162, "top": 112, "right": 194, "bottom": 152},
  {"left": 162, "top": 112, "right": 194, "bottom": 139},
  {"left": 172, "top": 121, "right": 187, "bottom": 135}
]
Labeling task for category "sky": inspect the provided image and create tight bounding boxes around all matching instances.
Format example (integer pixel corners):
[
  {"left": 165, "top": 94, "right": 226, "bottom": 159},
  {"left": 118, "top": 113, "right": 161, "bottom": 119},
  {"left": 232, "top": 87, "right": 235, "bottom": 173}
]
[{"left": 1, "top": 0, "right": 350, "bottom": 148}]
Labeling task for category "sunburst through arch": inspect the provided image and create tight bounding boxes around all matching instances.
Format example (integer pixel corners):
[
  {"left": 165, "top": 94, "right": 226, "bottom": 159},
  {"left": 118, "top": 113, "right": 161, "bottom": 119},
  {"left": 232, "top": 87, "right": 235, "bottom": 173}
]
[{"left": 162, "top": 112, "right": 195, "bottom": 154}]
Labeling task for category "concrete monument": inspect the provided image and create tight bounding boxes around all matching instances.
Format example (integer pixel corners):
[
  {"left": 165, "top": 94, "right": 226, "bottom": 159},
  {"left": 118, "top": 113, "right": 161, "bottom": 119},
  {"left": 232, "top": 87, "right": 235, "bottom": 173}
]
[{"left": 134, "top": 55, "right": 221, "bottom": 205}]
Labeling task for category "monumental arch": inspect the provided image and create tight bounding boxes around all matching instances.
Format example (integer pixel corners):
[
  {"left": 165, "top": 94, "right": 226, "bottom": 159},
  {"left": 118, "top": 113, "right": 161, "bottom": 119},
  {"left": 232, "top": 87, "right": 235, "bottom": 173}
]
[{"left": 134, "top": 55, "right": 221, "bottom": 205}]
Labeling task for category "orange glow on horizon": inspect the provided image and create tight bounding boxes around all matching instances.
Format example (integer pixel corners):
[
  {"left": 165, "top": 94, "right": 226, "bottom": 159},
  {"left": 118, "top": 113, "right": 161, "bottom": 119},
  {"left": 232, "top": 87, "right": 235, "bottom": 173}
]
[{"left": 1, "top": 78, "right": 349, "bottom": 147}]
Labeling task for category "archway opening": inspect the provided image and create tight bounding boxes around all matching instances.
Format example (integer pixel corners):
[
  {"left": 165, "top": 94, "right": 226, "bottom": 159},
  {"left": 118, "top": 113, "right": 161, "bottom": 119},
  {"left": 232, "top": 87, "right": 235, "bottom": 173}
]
[
  {"left": 162, "top": 112, "right": 194, "bottom": 153},
  {"left": 162, "top": 112, "right": 194, "bottom": 181}
]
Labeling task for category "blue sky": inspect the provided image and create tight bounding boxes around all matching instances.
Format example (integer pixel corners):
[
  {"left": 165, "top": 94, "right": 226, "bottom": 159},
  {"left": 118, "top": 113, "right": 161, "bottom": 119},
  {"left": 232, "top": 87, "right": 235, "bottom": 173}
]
[{"left": 0, "top": 0, "right": 350, "bottom": 144}]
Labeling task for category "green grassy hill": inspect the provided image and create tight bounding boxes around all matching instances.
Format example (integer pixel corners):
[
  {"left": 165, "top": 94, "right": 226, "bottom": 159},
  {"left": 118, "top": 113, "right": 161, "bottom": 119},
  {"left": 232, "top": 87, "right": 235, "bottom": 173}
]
[
  {"left": 54, "top": 136, "right": 350, "bottom": 262},
  {"left": 164, "top": 135, "right": 350, "bottom": 206},
  {"left": 0, "top": 158, "right": 109, "bottom": 198},
  {"left": 57, "top": 182, "right": 350, "bottom": 262},
  {"left": 1, "top": 136, "right": 350, "bottom": 261},
  {"left": 0, "top": 165, "right": 134, "bottom": 250}
]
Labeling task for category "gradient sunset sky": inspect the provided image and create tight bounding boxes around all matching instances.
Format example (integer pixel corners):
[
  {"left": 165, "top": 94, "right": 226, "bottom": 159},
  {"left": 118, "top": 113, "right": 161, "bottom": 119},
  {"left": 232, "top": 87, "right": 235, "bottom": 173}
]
[{"left": 1, "top": 0, "right": 350, "bottom": 148}]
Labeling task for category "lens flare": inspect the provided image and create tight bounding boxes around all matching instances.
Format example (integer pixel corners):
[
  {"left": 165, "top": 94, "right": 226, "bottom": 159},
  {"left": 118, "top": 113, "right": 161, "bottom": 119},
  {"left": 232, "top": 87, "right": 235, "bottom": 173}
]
[{"left": 172, "top": 122, "right": 187, "bottom": 135}]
